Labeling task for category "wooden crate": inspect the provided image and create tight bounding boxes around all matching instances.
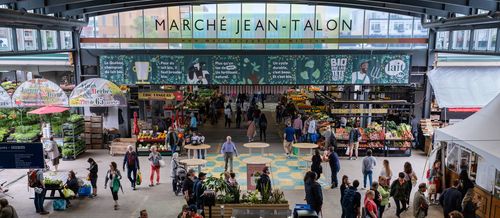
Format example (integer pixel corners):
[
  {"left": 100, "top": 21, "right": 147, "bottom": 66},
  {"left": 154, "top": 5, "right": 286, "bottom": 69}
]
[
  {"left": 91, "top": 116, "right": 102, "bottom": 123},
  {"left": 92, "top": 133, "right": 102, "bottom": 139},
  {"left": 91, "top": 123, "right": 102, "bottom": 128},
  {"left": 109, "top": 138, "right": 136, "bottom": 156}
]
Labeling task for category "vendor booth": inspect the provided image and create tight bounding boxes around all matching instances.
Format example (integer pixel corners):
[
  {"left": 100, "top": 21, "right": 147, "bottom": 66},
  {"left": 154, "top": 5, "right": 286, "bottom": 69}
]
[{"left": 434, "top": 94, "right": 500, "bottom": 218}]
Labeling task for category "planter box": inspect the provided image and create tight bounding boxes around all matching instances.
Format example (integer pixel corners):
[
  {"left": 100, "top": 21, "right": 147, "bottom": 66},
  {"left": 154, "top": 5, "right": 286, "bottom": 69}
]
[{"left": 204, "top": 203, "right": 289, "bottom": 218}]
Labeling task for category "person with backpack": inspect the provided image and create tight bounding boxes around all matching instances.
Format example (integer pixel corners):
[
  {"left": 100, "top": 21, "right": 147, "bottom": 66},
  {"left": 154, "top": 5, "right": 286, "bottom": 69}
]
[
  {"left": 391, "top": 172, "right": 412, "bottom": 217},
  {"left": 304, "top": 171, "right": 323, "bottom": 215},
  {"left": 259, "top": 113, "right": 268, "bottom": 142},
  {"left": 256, "top": 167, "right": 272, "bottom": 197},
  {"left": 193, "top": 172, "right": 207, "bottom": 213},
  {"left": 148, "top": 146, "right": 162, "bottom": 187},
  {"left": 328, "top": 146, "right": 340, "bottom": 189},
  {"left": 166, "top": 127, "right": 179, "bottom": 154},
  {"left": 29, "top": 169, "right": 49, "bottom": 215},
  {"left": 342, "top": 179, "right": 361, "bottom": 218},
  {"left": 123, "top": 145, "right": 140, "bottom": 190},
  {"left": 104, "top": 161, "right": 122, "bottom": 210},
  {"left": 348, "top": 123, "right": 362, "bottom": 160}
]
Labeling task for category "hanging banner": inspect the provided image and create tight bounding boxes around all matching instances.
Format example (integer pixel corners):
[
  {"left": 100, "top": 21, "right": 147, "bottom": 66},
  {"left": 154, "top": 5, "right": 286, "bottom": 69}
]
[
  {"left": 69, "top": 78, "right": 127, "bottom": 107},
  {"left": 100, "top": 54, "right": 411, "bottom": 85},
  {"left": 0, "top": 86, "right": 12, "bottom": 108},
  {"left": 12, "top": 79, "right": 68, "bottom": 107},
  {"left": 331, "top": 108, "right": 388, "bottom": 114},
  {"left": 139, "top": 92, "right": 176, "bottom": 101}
]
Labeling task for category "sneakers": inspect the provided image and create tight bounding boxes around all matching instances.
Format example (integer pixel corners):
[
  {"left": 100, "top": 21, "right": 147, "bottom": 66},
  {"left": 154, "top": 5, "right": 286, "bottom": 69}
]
[
  {"left": 348, "top": 157, "right": 352, "bottom": 160},
  {"left": 39, "top": 211, "right": 49, "bottom": 215},
  {"left": 149, "top": 184, "right": 154, "bottom": 187}
]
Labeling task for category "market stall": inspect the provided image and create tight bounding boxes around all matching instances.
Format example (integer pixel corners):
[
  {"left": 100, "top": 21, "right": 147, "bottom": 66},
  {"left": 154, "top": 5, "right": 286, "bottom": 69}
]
[{"left": 434, "top": 94, "right": 500, "bottom": 218}]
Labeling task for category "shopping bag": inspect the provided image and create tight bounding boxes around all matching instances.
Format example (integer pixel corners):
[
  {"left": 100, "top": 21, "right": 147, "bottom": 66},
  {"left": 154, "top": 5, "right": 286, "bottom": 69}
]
[
  {"left": 53, "top": 199, "right": 67, "bottom": 211},
  {"left": 159, "top": 160, "right": 166, "bottom": 168},
  {"left": 136, "top": 171, "right": 142, "bottom": 186},
  {"left": 345, "top": 146, "right": 350, "bottom": 155},
  {"left": 78, "top": 185, "right": 92, "bottom": 197},
  {"left": 63, "top": 188, "right": 75, "bottom": 198}
]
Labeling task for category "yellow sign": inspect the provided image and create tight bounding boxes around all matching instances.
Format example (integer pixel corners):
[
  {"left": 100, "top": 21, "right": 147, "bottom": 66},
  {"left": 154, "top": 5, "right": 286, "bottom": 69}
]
[
  {"left": 331, "top": 108, "right": 388, "bottom": 114},
  {"left": 139, "top": 92, "right": 175, "bottom": 100}
]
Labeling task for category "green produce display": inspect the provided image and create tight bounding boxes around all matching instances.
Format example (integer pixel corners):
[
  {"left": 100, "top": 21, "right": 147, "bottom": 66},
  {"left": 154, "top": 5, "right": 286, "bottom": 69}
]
[{"left": 44, "top": 178, "right": 63, "bottom": 187}]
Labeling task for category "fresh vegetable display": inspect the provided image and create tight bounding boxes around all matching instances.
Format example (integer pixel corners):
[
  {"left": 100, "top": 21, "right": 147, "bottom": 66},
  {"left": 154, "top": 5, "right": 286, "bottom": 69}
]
[{"left": 44, "top": 178, "right": 63, "bottom": 187}]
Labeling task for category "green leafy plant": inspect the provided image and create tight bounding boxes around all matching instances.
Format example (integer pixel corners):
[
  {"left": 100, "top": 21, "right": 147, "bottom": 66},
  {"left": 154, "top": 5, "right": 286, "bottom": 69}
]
[{"left": 269, "top": 189, "right": 287, "bottom": 204}]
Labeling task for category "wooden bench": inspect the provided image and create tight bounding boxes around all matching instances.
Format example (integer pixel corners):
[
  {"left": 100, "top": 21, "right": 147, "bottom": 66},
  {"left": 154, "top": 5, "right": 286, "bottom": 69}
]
[{"left": 204, "top": 203, "right": 290, "bottom": 218}]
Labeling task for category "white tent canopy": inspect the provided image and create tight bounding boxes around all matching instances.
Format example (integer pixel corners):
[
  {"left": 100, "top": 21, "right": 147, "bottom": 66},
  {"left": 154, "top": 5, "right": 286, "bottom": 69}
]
[
  {"left": 428, "top": 67, "right": 500, "bottom": 108},
  {"left": 435, "top": 94, "right": 500, "bottom": 170}
]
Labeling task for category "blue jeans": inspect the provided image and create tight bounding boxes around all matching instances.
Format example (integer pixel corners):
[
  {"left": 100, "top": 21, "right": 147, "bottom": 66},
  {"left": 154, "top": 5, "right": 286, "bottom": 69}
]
[
  {"left": 34, "top": 189, "right": 46, "bottom": 213},
  {"left": 363, "top": 170, "right": 373, "bottom": 188},
  {"left": 197, "top": 150, "right": 205, "bottom": 159},
  {"left": 169, "top": 143, "right": 177, "bottom": 154},
  {"left": 127, "top": 167, "right": 137, "bottom": 188}
]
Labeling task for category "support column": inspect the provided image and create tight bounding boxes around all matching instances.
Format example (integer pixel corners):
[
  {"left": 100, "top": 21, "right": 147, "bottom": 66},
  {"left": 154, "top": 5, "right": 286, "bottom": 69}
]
[
  {"left": 423, "top": 28, "right": 437, "bottom": 118},
  {"left": 72, "top": 30, "right": 82, "bottom": 84}
]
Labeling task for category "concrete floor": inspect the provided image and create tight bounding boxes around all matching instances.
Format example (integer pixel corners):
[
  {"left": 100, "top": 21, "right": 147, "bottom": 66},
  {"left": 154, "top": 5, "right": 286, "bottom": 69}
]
[{"left": 1, "top": 105, "right": 445, "bottom": 218}]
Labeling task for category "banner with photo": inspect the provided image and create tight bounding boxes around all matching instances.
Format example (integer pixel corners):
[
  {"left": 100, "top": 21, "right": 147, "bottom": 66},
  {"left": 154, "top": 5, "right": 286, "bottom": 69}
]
[
  {"left": 12, "top": 79, "right": 68, "bottom": 107},
  {"left": 100, "top": 54, "right": 410, "bottom": 85},
  {"left": 0, "top": 86, "right": 12, "bottom": 108},
  {"left": 69, "top": 78, "right": 127, "bottom": 107}
]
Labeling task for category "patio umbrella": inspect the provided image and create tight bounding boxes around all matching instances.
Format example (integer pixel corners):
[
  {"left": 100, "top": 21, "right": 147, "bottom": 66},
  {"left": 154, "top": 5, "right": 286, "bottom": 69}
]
[
  {"left": 133, "top": 112, "right": 139, "bottom": 136},
  {"left": 28, "top": 106, "right": 69, "bottom": 115}
]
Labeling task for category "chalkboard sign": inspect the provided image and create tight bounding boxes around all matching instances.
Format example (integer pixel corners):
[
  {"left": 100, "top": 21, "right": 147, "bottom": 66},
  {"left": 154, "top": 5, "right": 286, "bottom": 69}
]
[{"left": 0, "top": 143, "right": 45, "bottom": 169}]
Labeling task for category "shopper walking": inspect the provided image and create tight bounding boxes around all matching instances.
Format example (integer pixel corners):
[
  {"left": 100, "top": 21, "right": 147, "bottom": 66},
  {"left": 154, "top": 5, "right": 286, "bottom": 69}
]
[
  {"left": 170, "top": 152, "right": 180, "bottom": 193},
  {"left": 44, "top": 137, "right": 60, "bottom": 172},
  {"left": 256, "top": 167, "right": 272, "bottom": 196},
  {"left": 362, "top": 149, "right": 377, "bottom": 189},
  {"left": 221, "top": 136, "right": 239, "bottom": 172},
  {"left": 348, "top": 124, "right": 361, "bottom": 160},
  {"left": 166, "top": 127, "right": 179, "bottom": 154},
  {"left": 276, "top": 103, "right": 283, "bottom": 123},
  {"left": 413, "top": 183, "right": 429, "bottom": 218},
  {"left": 0, "top": 198, "right": 18, "bottom": 218},
  {"left": 328, "top": 146, "right": 340, "bottom": 188},
  {"left": 428, "top": 160, "right": 443, "bottom": 204},
  {"left": 259, "top": 113, "right": 268, "bottom": 141},
  {"left": 306, "top": 116, "right": 317, "bottom": 143},
  {"left": 378, "top": 177, "right": 390, "bottom": 218},
  {"left": 440, "top": 180, "right": 463, "bottom": 218},
  {"left": 365, "top": 190, "right": 379, "bottom": 218},
  {"left": 148, "top": 146, "right": 162, "bottom": 187},
  {"left": 283, "top": 122, "right": 296, "bottom": 158},
  {"left": 236, "top": 105, "right": 242, "bottom": 128},
  {"left": 370, "top": 182, "right": 382, "bottom": 217},
  {"left": 224, "top": 105, "right": 232, "bottom": 128},
  {"left": 87, "top": 158, "right": 98, "bottom": 197},
  {"left": 404, "top": 162, "right": 418, "bottom": 203},
  {"left": 380, "top": 159, "right": 393, "bottom": 185},
  {"left": 311, "top": 149, "right": 323, "bottom": 180},
  {"left": 30, "top": 169, "right": 49, "bottom": 215},
  {"left": 193, "top": 172, "right": 207, "bottom": 212},
  {"left": 391, "top": 172, "right": 412, "bottom": 217},
  {"left": 461, "top": 190, "right": 479, "bottom": 218},
  {"left": 246, "top": 120, "right": 256, "bottom": 142},
  {"left": 190, "top": 113, "right": 198, "bottom": 131},
  {"left": 340, "top": 175, "right": 350, "bottom": 218},
  {"left": 342, "top": 180, "right": 361, "bottom": 218},
  {"left": 304, "top": 171, "right": 323, "bottom": 215},
  {"left": 104, "top": 162, "right": 122, "bottom": 210},
  {"left": 123, "top": 145, "right": 140, "bottom": 190},
  {"left": 182, "top": 169, "right": 196, "bottom": 205},
  {"left": 293, "top": 115, "right": 303, "bottom": 142}
]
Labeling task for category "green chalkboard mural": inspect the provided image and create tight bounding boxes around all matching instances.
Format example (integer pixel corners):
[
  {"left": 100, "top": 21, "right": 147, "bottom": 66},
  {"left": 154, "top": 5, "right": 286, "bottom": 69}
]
[{"left": 99, "top": 54, "right": 410, "bottom": 85}]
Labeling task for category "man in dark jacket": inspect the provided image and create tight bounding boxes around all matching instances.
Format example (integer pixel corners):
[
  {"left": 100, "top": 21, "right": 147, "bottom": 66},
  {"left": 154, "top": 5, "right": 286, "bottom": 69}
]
[
  {"left": 440, "top": 179, "right": 463, "bottom": 218},
  {"left": 123, "top": 145, "right": 140, "bottom": 190},
  {"left": 328, "top": 146, "right": 340, "bottom": 189},
  {"left": 193, "top": 172, "right": 207, "bottom": 211},
  {"left": 391, "top": 172, "right": 412, "bottom": 217},
  {"left": 342, "top": 180, "right": 361, "bottom": 218},
  {"left": 304, "top": 171, "right": 323, "bottom": 214},
  {"left": 256, "top": 167, "right": 272, "bottom": 196},
  {"left": 182, "top": 169, "right": 196, "bottom": 205}
]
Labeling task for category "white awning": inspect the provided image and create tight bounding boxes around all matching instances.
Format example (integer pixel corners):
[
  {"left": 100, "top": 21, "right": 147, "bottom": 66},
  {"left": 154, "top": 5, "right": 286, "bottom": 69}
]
[
  {"left": 428, "top": 67, "right": 500, "bottom": 108},
  {"left": 434, "top": 94, "right": 500, "bottom": 170}
]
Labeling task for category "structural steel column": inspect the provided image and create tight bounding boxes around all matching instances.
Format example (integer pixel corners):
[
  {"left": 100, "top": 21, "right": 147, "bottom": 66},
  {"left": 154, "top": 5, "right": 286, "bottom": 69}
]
[
  {"left": 72, "top": 30, "right": 82, "bottom": 84},
  {"left": 423, "top": 28, "right": 436, "bottom": 118}
]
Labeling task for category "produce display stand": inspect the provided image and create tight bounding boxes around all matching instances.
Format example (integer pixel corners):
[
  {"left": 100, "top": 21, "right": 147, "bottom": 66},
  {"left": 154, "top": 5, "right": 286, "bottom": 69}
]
[
  {"left": 385, "top": 138, "right": 412, "bottom": 157},
  {"left": 62, "top": 116, "right": 86, "bottom": 160},
  {"left": 135, "top": 131, "right": 174, "bottom": 156}
]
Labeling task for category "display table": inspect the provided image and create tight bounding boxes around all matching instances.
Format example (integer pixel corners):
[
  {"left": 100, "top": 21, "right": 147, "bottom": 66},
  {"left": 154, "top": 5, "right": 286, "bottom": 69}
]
[
  {"left": 300, "top": 155, "right": 313, "bottom": 169},
  {"left": 242, "top": 157, "right": 272, "bottom": 191},
  {"left": 292, "top": 143, "right": 318, "bottom": 156},
  {"left": 243, "top": 142, "right": 270, "bottom": 155},
  {"left": 29, "top": 186, "right": 68, "bottom": 201},
  {"left": 179, "top": 158, "right": 207, "bottom": 172},
  {"left": 184, "top": 144, "right": 211, "bottom": 159}
]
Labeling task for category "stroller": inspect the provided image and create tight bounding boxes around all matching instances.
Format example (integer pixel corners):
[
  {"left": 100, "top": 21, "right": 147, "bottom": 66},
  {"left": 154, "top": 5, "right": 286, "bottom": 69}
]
[{"left": 174, "top": 165, "right": 187, "bottom": 196}]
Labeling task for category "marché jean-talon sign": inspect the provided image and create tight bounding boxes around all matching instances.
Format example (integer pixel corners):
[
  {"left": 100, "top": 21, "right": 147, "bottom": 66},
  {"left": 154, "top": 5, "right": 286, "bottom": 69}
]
[{"left": 155, "top": 18, "right": 353, "bottom": 34}]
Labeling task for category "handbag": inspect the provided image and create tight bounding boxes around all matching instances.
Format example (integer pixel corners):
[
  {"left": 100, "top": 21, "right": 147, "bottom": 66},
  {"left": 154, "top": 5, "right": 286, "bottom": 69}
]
[
  {"left": 159, "top": 160, "right": 166, "bottom": 168},
  {"left": 63, "top": 188, "right": 75, "bottom": 198},
  {"left": 136, "top": 171, "right": 142, "bottom": 185}
]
